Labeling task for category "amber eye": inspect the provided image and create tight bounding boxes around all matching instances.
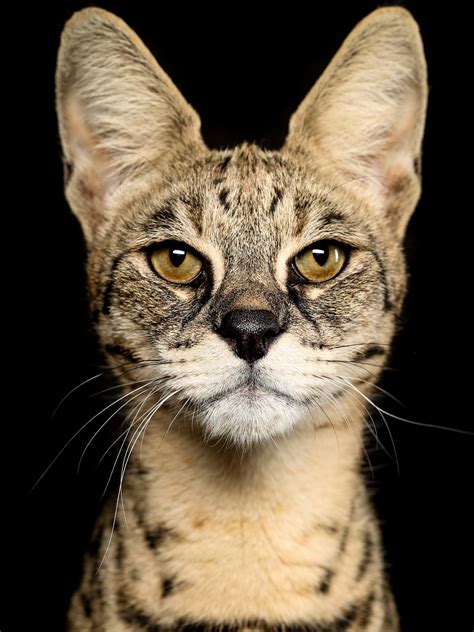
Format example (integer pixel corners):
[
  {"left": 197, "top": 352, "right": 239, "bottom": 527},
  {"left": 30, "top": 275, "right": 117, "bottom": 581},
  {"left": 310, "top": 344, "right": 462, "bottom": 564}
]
[
  {"left": 149, "top": 241, "right": 204, "bottom": 284},
  {"left": 294, "top": 241, "right": 347, "bottom": 283}
]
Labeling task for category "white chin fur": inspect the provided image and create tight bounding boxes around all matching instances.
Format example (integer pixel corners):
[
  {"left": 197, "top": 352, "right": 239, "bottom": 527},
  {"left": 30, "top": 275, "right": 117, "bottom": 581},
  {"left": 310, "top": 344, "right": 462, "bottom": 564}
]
[{"left": 197, "top": 388, "right": 305, "bottom": 447}]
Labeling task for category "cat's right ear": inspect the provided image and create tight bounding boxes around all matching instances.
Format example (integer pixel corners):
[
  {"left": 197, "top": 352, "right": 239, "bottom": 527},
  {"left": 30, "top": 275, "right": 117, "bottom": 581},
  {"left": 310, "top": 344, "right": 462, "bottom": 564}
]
[{"left": 56, "top": 8, "right": 205, "bottom": 243}]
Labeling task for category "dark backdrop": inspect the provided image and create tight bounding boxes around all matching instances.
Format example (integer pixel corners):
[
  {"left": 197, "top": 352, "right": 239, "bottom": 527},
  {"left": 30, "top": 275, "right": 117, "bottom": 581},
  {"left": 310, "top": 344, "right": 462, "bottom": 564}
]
[{"left": 3, "top": 2, "right": 473, "bottom": 631}]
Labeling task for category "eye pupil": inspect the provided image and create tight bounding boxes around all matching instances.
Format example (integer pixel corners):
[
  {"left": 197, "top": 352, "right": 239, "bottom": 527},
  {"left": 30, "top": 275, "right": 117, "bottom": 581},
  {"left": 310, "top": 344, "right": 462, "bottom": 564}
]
[
  {"left": 169, "top": 248, "right": 186, "bottom": 267},
  {"left": 312, "top": 246, "right": 329, "bottom": 267},
  {"left": 293, "top": 240, "right": 347, "bottom": 283}
]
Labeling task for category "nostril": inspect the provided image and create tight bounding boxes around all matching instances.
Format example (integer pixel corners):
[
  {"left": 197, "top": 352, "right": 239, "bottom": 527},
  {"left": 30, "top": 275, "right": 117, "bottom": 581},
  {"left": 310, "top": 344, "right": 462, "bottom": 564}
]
[
  {"left": 218, "top": 309, "right": 282, "bottom": 363},
  {"left": 264, "top": 321, "right": 280, "bottom": 339}
]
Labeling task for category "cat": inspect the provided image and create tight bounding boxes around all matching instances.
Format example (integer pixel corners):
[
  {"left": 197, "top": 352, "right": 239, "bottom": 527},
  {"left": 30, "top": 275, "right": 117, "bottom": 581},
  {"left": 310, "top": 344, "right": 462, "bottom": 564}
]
[{"left": 56, "top": 6, "right": 427, "bottom": 631}]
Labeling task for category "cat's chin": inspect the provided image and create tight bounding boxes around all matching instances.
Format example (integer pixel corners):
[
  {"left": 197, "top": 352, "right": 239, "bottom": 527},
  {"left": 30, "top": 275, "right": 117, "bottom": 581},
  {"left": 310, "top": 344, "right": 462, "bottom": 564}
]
[{"left": 197, "top": 386, "right": 305, "bottom": 447}]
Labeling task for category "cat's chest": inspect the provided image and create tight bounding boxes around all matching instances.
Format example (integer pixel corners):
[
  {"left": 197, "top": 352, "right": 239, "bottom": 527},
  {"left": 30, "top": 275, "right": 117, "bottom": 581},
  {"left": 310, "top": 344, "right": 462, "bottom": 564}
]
[{"left": 106, "top": 490, "right": 373, "bottom": 623}]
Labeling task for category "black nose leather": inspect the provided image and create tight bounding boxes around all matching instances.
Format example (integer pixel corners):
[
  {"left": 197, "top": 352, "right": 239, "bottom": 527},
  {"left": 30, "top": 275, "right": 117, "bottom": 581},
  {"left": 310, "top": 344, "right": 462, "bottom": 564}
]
[{"left": 219, "top": 309, "right": 282, "bottom": 363}]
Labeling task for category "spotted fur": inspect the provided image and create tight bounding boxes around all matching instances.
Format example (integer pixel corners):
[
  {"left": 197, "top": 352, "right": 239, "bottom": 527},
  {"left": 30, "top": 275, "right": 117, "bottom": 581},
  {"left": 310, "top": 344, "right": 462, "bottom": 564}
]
[{"left": 56, "top": 7, "right": 427, "bottom": 630}]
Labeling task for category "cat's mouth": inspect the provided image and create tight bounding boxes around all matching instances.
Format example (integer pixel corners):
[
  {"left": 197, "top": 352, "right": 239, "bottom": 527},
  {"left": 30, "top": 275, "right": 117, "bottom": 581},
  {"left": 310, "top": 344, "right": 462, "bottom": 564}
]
[{"left": 204, "top": 378, "right": 298, "bottom": 406}]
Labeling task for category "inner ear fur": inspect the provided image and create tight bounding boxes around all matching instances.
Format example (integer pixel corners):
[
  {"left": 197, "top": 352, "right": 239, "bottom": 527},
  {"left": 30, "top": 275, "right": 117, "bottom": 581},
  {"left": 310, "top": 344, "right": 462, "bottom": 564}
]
[
  {"left": 56, "top": 8, "right": 206, "bottom": 242},
  {"left": 283, "top": 7, "right": 428, "bottom": 238}
]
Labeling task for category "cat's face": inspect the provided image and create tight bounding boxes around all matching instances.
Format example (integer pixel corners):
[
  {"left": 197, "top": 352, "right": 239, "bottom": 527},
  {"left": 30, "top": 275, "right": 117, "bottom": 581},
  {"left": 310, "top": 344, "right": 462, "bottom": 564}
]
[{"left": 56, "top": 8, "right": 427, "bottom": 446}]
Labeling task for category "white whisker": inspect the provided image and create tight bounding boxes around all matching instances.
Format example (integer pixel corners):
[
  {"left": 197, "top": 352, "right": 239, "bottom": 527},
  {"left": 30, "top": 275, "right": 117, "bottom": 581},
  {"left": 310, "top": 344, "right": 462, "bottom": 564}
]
[
  {"left": 77, "top": 381, "right": 155, "bottom": 473},
  {"left": 96, "top": 388, "right": 181, "bottom": 574}
]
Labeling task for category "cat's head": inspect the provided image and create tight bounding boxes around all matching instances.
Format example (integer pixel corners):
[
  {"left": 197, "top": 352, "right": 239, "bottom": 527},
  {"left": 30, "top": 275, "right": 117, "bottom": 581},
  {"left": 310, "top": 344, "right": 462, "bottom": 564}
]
[{"left": 56, "top": 8, "right": 427, "bottom": 447}]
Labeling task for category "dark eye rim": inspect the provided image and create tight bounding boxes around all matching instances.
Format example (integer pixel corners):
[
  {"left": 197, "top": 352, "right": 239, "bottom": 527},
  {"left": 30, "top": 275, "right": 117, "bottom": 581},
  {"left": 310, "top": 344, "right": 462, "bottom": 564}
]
[
  {"left": 146, "top": 239, "right": 207, "bottom": 287},
  {"left": 290, "top": 240, "right": 351, "bottom": 284}
]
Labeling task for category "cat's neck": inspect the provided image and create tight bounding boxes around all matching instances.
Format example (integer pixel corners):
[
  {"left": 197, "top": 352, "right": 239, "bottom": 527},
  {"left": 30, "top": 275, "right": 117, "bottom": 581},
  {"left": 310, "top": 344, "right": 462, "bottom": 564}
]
[
  {"left": 127, "top": 400, "right": 364, "bottom": 539},
  {"left": 116, "top": 402, "right": 380, "bottom": 620}
]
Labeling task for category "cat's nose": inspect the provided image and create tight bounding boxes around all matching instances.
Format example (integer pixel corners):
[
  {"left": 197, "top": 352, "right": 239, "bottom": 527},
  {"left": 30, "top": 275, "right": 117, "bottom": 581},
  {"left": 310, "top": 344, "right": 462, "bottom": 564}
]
[{"left": 218, "top": 309, "right": 282, "bottom": 363}]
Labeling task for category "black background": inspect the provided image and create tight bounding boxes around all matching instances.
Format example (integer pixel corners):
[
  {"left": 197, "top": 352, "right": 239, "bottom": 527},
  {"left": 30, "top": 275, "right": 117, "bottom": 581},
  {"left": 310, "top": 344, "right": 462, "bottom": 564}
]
[{"left": 3, "top": 2, "right": 473, "bottom": 631}]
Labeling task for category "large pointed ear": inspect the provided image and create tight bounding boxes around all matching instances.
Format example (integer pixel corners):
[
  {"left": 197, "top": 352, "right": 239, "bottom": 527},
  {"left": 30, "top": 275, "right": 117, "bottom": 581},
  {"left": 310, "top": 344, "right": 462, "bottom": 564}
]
[
  {"left": 56, "top": 8, "right": 205, "bottom": 242},
  {"left": 283, "top": 8, "right": 428, "bottom": 238}
]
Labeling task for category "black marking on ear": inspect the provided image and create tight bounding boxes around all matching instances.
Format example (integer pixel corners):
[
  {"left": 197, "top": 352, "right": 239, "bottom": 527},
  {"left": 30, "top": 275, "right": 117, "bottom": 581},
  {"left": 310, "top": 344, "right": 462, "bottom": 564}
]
[
  {"left": 269, "top": 188, "right": 283, "bottom": 214},
  {"left": 353, "top": 345, "right": 386, "bottom": 363},
  {"left": 102, "top": 254, "right": 126, "bottom": 315},
  {"left": 219, "top": 188, "right": 232, "bottom": 212},
  {"left": 105, "top": 344, "right": 142, "bottom": 364},
  {"left": 161, "top": 576, "right": 175, "bottom": 598},
  {"left": 80, "top": 592, "right": 92, "bottom": 618},
  {"left": 317, "top": 568, "right": 334, "bottom": 594},
  {"left": 356, "top": 530, "right": 373, "bottom": 580}
]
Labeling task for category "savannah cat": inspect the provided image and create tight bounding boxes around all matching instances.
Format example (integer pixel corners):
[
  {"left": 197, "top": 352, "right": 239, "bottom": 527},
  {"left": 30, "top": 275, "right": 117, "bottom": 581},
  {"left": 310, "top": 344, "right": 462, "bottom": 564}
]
[{"left": 56, "top": 6, "right": 427, "bottom": 630}]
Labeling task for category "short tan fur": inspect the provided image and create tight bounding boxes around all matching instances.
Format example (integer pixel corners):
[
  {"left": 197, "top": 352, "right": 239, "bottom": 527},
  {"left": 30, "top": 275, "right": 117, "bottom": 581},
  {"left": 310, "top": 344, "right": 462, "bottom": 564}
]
[{"left": 56, "top": 7, "right": 427, "bottom": 630}]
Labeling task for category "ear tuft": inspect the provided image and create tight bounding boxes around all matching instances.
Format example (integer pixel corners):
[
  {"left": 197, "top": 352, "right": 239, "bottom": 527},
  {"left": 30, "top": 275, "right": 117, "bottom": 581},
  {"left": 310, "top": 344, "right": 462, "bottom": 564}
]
[
  {"left": 56, "top": 8, "right": 205, "bottom": 242},
  {"left": 284, "top": 7, "right": 428, "bottom": 236}
]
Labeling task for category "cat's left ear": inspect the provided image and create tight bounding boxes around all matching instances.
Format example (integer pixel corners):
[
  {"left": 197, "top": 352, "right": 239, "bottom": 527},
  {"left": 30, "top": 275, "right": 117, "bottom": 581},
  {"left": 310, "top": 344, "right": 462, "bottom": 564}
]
[
  {"left": 283, "top": 8, "right": 428, "bottom": 238},
  {"left": 56, "top": 8, "right": 206, "bottom": 243}
]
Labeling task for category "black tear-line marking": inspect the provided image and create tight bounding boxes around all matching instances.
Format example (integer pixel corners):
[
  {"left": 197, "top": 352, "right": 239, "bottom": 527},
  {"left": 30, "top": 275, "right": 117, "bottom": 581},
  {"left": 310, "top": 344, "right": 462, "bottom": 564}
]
[{"left": 287, "top": 286, "right": 323, "bottom": 339}]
